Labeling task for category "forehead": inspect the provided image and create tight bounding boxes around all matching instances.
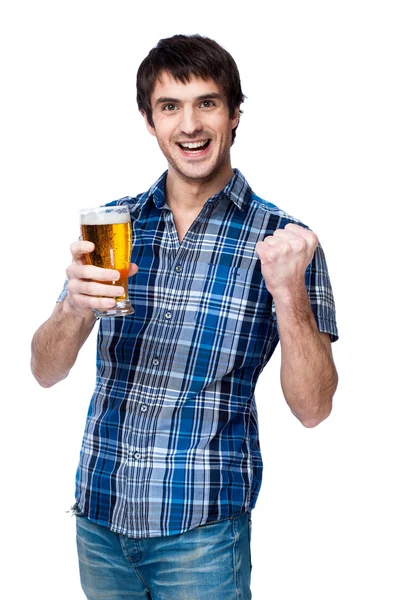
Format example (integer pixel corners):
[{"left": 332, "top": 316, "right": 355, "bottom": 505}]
[{"left": 151, "top": 71, "right": 225, "bottom": 105}]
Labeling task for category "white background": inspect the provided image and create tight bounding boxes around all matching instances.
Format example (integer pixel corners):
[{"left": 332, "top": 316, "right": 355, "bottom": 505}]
[{"left": 1, "top": 1, "right": 399, "bottom": 598}]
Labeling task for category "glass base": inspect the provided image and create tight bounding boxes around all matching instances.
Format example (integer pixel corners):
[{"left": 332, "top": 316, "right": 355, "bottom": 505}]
[{"left": 94, "top": 301, "right": 135, "bottom": 318}]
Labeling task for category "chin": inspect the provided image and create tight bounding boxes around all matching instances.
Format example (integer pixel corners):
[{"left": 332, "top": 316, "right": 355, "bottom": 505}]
[{"left": 175, "top": 163, "right": 216, "bottom": 182}]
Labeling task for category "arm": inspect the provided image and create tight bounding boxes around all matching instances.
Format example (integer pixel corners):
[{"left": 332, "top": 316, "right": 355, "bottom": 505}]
[
  {"left": 256, "top": 223, "right": 338, "bottom": 427},
  {"left": 31, "top": 240, "right": 138, "bottom": 388},
  {"left": 31, "top": 300, "right": 97, "bottom": 388},
  {"left": 274, "top": 291, "right": 337, "bottom": 427}
]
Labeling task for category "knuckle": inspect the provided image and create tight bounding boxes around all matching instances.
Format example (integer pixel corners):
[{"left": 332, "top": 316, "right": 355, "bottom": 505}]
[
  {"left": 80, "top": 265, "right": 96, "bottom": 279},
  {"left": 77, "top": 294, "right": 94, "bottom": 308},
  {"left": 70, "top": 241, "right": 83, "bottom": 257},
  {"left": 295, "top": 238, "right": 307, "bottom": 251},
  {"left": 255, "top": 243, "right": 264, "bottom": 257},
  {"left": 67, "top": 278, "right": 78, "bottom": 293},
  {"left": 255, "top": 241, "right": 263, "bottom": 252},
  {"left": 83, "top": 280, "right": 97, "bottom": 295},
  {"left": 70, "top": 240, "right": 93, "bottom": 258},
  {"left": 90, "top": 266, "right": 112, "bottom": 281}
]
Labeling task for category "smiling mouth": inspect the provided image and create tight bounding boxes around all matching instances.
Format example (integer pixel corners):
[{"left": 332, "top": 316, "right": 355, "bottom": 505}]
[{"left": 177, "top": 140, "right": 211, "bottom": 152}]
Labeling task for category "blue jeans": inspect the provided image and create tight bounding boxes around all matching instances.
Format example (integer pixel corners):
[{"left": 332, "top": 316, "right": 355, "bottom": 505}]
[{"left": 76, "top": 511, "right": 252, "bottom": 599}]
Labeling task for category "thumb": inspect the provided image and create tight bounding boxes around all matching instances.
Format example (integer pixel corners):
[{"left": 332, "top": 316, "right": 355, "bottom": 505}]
[{"left": 128, "top": 263, "right": 139, "bottom": 277}]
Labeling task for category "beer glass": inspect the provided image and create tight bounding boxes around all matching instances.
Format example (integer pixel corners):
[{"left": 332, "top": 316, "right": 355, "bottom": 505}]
[{"left": 79, "top": 205, "right": 135, "bottom": 317}]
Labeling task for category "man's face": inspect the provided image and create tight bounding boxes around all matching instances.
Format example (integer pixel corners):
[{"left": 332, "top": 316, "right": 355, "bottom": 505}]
[{"left": 144, "top": 71, "right": 239, "bottom": 184}]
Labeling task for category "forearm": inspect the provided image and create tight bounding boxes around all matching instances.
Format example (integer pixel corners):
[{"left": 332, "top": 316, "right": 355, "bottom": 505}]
[
  {"left": 275, "top": 287, "right": 338, "bottom": 427},
  {"left": 31, "top": 300, "right": 96, "bottom": 388}
]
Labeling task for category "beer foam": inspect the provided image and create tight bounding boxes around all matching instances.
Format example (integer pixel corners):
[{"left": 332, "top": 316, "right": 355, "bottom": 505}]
[{"left": 80, "top": 208, "right": 130, "bottom": 225}]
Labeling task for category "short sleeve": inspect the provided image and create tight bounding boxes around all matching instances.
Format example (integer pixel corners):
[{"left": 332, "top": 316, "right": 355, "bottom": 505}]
[
  {"left": 57, "top": 278, "right": 68, "bottom": 303},
  {"left": 57, "top": 230, "right": 81, "bottom": 303},
  {"left": 305, "top": 244, "right": 339, "bottom": 342}
]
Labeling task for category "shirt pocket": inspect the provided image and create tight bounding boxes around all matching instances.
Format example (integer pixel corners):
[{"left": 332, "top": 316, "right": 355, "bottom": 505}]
[
  {"left": 193, "top": 259, "right": 268, "bottom": 332},
  {"left": 189, "top": 259, "right": 272, "bottom": 380}
]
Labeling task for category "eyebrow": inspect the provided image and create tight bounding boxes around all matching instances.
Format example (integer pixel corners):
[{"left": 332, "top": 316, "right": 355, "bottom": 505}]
[{"left": 155, "top": 92, "right": 223, "bottom": 106}]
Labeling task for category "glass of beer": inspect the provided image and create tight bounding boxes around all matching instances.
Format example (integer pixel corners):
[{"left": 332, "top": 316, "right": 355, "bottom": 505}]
[{"left": 79, "top": 205, "right": 135, "bottom": 318}]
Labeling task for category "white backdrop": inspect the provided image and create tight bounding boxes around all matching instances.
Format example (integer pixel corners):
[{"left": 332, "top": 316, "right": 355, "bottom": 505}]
[{"left": 1, "top": 1, "right": 399, "bottom": 598}]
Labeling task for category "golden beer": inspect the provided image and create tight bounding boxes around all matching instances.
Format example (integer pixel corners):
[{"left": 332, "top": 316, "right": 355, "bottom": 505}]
[{"left": 80, "top": 206, "right": 134, "bottom": 317}]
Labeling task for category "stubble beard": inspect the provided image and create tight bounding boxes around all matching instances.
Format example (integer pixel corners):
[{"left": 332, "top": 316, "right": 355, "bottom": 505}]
[{"left": 158, "top": 136, "right": 232, "bottom": 185}]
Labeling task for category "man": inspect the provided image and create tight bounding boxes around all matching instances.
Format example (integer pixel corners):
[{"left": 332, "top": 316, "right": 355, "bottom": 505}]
[{"left": 31, "top": 34, "right": 338, "bottom": 600}]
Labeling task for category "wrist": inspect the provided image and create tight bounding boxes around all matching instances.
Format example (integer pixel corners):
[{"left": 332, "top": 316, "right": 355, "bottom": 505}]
[
  {"left": 272, "top": 283, "right": 319, "bottom": 335},
  {"left": 270, "top": 281, "right": 309, "bottom": 309}
]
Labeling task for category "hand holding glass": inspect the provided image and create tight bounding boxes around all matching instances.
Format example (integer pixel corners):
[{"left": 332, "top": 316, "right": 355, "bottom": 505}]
[{"left": 79, "top": 205, "right": 134, "bottom": 317}]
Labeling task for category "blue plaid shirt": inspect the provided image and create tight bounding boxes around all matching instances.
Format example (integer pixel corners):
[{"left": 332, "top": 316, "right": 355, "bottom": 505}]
[{"left": 61, "top": 169, "right": 338, "bottom": 538}]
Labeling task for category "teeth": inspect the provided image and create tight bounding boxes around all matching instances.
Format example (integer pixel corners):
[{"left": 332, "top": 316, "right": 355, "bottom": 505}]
[{"left": 180, "top": 140, "right": 208, "bottom": 149}]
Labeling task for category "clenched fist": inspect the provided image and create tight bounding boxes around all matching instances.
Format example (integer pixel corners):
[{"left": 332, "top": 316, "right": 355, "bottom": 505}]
[{"left": 255, "top": 223, "right": 318, "bottom": 299}]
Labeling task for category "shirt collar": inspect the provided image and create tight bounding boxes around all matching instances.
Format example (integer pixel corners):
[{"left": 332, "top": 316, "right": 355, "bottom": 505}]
[
  {"left": 221, "top": 168, "right": 253, "bottom": 211},
  {"left": 137, "top": 168, "right": 252, "bottom": 216}
]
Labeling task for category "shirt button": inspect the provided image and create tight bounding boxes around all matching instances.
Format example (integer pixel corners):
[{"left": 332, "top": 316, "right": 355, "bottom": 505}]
[
  {"left": 175, "top": 265, "right": 182, "bottom": 273},
  {"left": 134, "top": 452, "right": 141, "bottom": 460},
  {"left": 140, "top": 404, "right": 148, "bottom": 413},
  {"left": 152, "top": 358, "right": 160, "bottom": 366},
  {"left": 165, "top": 311, "right": 172, "bottom": 319}
]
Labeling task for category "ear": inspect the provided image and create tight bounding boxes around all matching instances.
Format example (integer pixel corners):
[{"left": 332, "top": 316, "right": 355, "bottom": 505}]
[
  {"left": 231, "top": 106, "right": 240, "bottom": 130},
  {"left": 142, "top": 110, "right": 157, "bottom": 138}
]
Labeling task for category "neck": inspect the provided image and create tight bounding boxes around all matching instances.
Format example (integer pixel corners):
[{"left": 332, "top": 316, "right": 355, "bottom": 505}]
[{"left": 165, "top": 164, "right": 234, "bottom": 213}]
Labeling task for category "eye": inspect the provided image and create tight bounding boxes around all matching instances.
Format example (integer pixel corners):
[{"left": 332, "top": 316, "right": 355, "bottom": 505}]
[
  {"left": 162, "top": 103, "right": 178, "bottom": 111},
  {"left": 200, "top": 99, "right": 216, "bottom": 108}
]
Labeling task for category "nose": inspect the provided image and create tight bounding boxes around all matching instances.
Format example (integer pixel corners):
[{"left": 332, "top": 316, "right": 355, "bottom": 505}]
[{"left": 179, "top": 107, "right": 202, "bottom": 136}]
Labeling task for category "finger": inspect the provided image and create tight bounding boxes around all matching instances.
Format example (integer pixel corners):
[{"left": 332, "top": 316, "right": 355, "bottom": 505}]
[
  {"left": 68, "top": 278, "right": 125, "bottom": 298},
  {"left": 128, "top": 263, "right": 139, "bottom": 277},
  {"left": 263, "top": 236, "right": 289, "bottom": 249},
  {"left": 273, "top": 228, "right": 301, "bottom": 241},
  {"left": 70, "top": 240, "right": 95, "bottom": 259},
  {"left": 273, "top": 228, "right": 307, "bottom": 252},
  {"left": 284, "top": 223, "right": 308, "bottom": 236},
  {"left": 261, "top": 235, "right": 277, "bottom": 246},
  {"left": 256, "top": 239, "right": 290, "bottom": 263},
  {"left": 66, "top": 263, "right": 121, "bottom": 282},
  {"left": 68, "top": 292, "right": 117, "bottom": 311},
  {"left": 284, "top": 223, "right": 319, "bottom": 246}
]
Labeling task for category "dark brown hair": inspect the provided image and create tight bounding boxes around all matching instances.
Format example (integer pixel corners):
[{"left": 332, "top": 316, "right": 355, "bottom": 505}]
[{"left": 136, "top": 34, "right": 245, "bottom": 144}]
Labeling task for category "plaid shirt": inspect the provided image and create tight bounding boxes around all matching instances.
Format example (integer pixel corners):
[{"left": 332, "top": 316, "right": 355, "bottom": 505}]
[{"left": 60, "top": 169, "right": 338, "bottom": 538}]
